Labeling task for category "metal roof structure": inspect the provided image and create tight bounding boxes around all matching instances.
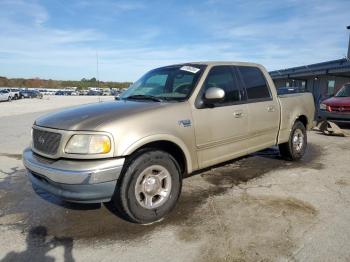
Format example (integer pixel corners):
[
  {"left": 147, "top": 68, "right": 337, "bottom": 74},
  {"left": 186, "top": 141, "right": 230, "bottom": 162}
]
[{"left": 269, "top": 58, "right": 350, "bottom": 80}]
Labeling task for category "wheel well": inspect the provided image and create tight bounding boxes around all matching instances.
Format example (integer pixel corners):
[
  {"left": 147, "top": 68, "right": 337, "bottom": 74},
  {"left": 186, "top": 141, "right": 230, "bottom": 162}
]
[
  {"left": 296, "top": 115, "right": 308, "bottom": 128},
  {"left": 131, "top": 141, "right": 187, "bottom": 175}
]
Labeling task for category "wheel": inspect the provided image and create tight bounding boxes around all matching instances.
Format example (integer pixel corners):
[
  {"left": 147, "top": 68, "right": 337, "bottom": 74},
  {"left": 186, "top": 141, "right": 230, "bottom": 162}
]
[
  {"left": 279, "top": 120, "right": 307, "bottom": 161},
  {"left": 112, "top": 150, "right": 182, "bottom": 224},
  {"left": 8, "top": 96, "right": 12, "bottom": 102}
]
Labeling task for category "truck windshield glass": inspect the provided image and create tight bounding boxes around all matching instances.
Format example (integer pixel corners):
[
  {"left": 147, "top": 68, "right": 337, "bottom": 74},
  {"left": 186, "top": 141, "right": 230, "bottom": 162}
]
[
  {"left": 121, "top": 65, "right": 204, "bottom": 101},
  {"left": 335, "top": 84, "right": 350, "bottom": 97}
]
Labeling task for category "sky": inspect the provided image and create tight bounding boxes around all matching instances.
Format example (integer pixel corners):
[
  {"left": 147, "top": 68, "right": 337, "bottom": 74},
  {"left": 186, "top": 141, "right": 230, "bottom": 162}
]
[{"left": 0, "top": 0, "right": 349, "bottom": 82}]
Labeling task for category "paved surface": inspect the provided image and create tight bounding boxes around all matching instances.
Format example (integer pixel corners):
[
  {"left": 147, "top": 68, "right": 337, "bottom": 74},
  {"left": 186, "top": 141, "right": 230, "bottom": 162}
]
[{"left": 0, "top": 97, "right": 350, "bottom": 262}]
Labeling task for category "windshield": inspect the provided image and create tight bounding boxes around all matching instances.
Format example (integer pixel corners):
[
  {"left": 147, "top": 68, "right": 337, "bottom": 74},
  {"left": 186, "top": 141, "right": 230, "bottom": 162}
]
[
  {"left": 335, "top": 84, "right": 350, "bottom": 97},
  {"left": 120, "top": 64, "right": 205, "bottom": 101}
]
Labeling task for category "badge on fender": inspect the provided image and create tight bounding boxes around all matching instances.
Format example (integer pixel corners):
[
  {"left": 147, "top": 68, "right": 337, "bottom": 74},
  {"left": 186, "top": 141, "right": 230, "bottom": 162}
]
[{"left": 178, "top": 119, "right": 192, "bottom": 127}]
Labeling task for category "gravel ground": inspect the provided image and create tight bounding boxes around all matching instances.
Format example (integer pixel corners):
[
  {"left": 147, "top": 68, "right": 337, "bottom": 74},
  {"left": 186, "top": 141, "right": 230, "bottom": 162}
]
[{"left": 0, "top": 97, "right": 350, "bottom": 262}]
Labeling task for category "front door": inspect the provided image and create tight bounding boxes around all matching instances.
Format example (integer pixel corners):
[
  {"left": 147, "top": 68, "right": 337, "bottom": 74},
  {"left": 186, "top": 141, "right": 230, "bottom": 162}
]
[{"left": 192, "top": 66, "right": 249, "bottom": 169}]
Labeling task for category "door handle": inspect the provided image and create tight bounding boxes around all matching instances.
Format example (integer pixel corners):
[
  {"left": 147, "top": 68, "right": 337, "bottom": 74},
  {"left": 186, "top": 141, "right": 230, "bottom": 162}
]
[
  {"left": 267, "top": 105, "right": 276, "bottom": 112},
  {"left": 233, "top": 111, "right": 244, "bottom": 118}
]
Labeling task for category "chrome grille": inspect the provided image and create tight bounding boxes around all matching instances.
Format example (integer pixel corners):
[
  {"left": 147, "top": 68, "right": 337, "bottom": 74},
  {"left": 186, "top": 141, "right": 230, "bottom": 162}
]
[{"left": 33, "top": 128, "right": 62, "bottom": 155}]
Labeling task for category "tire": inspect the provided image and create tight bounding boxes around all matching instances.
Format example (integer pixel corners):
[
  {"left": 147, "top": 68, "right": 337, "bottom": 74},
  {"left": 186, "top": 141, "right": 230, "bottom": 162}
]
[
  {"left": 112, "top": 150, "right": 182, "bottom": 224},
  {"left": 8, "top": 96, "right": 11, "bottom": 102},
  {"left": 279, "top": 120, "right": 307, "bottom": 161}
]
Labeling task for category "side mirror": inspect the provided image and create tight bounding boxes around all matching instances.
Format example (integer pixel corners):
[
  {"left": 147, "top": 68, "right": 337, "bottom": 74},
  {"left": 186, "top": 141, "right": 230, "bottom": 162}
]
[{"left": 204, "top": 87, "right": 225, "bottom": 104}]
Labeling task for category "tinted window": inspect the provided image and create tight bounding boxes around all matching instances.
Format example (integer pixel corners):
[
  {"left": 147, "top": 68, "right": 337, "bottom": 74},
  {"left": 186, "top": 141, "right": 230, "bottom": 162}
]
[
  {"left": 238, "top": 66, "right": 271, "bottom": 100},
  {"left": 204, "top": 66, "right": 240, "bottom": 104}
]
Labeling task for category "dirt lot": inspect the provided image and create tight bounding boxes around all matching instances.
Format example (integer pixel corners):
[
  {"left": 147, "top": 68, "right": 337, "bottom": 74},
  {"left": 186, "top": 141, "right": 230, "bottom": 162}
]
[{"left": 0, "top": 96, "right": 350, "bottom": 262}]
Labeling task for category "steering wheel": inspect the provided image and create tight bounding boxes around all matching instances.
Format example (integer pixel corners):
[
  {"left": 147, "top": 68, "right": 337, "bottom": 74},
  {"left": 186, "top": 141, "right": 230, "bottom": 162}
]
[{"left": 174, "top": 84, "right": 191, "bottom": 94}]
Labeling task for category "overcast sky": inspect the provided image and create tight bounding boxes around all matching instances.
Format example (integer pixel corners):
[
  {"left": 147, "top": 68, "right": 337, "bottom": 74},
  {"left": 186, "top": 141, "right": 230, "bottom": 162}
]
[{"left": 0, "top": 0, "right": 349, "bottom": 81}]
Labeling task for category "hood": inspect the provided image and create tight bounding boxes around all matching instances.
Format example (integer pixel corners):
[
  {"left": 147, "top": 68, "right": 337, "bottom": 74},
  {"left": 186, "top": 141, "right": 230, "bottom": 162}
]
[
  {"left": 35, "top": 100, "right": 165, "bottom": 131},
  {"left": 323, "top": 96, "right": 350, "bottom": 106}
]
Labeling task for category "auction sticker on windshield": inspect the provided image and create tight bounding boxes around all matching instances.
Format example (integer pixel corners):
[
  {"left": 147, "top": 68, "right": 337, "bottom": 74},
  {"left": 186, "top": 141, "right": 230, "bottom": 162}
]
[{"left": 180, "top": 66, "right": 200, "bottom": 74}]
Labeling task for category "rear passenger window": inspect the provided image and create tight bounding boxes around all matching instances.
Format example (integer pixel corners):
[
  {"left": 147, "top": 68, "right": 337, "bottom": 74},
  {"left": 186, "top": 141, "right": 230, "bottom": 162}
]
[
  {"left": 204, "top": 66, "right": 240, "bottom": 104},
  {"left": 238, "top": 66, "right": 271, "bottom": 100}
]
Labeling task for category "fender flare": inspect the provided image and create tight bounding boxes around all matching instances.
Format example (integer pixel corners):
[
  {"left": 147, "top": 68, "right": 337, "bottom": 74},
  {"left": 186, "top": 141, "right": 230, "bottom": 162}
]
[{"left": 121, "top": 134, "right": 194, "bottom": 173}]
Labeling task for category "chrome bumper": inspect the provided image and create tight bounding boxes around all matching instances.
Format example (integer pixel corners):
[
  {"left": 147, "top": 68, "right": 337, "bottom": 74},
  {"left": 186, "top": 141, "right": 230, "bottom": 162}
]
[{"left": 23, "top": 148, "right": 125, "bottom": 203}]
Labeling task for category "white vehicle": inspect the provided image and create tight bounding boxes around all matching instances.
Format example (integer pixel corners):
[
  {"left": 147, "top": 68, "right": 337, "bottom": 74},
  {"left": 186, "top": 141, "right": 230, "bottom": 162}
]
[
  {"left": 9, "top": 88, "right": 21, "bottom": 99},
  {"left": 102, "top": 89, "right": 111, "bottom": 96},
  {"left": 0, "top": 88, "right": 19, "bottom": 100},
  {"left": 0, "top": 90, "right": 11, "bottom": 101}
]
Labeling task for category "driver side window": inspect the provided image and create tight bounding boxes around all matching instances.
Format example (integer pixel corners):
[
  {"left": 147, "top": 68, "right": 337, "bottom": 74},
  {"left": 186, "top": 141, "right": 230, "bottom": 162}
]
[{"left": 204, "top": 66, "right": 240, "bottom": 105}]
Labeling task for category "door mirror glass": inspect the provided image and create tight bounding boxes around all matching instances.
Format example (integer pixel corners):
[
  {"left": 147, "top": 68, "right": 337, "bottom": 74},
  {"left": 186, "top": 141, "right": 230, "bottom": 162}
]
[{"left": 204, "top": 87, "right": 225, "bottom": 102}]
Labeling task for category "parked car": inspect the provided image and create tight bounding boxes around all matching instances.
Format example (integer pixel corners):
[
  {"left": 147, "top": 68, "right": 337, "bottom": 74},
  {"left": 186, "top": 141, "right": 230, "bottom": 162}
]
[
  {"left": 0, "top": 90, "right": 11, "bottom": 101},
  {"left": 23, "top": 62, "right": 315, "bottom": 224},
  {"left": 113, "top": 90, "right": 122, "bottom": 100},
  {"left": 319, "top": 83, "right": 350, "bottom": 123},
  {"left": 112, "top": 90, "right": 123, "bottom": 100},
  {"left": 87, "top": 90, "right": 102, "bottom": 96},
  {"left": 79, "top": 90, "right": 89, "bottom": 96},
  {"left": 20, "top": 90, "right": 43, "bottom": 99},
  {"left": 1, "top": 88, "right": 20, "bottom": 100},
  {"left": 55, "top": 91, "right": 66, "bottom": 96}
]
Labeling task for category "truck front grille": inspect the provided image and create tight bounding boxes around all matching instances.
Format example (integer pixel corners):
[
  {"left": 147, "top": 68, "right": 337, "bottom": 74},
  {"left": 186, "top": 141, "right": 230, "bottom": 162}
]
[
  {"left": 329, "top": 105, "right": 350, "bottom": 113},
  {"left": 33, "top": 128, "right": 62, "bottom": 155}
]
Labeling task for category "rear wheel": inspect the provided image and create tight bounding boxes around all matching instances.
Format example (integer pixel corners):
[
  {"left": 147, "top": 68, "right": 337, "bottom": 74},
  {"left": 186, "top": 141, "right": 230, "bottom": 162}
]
[
  {"left": 112, "top": 150, "right": 182, "bottom": 224},
  {"left": 279, "top": 120, "right": 307, "bottom": 161},
  {"left": 7, "top": 96, "right": 12, "bottom": 102}
]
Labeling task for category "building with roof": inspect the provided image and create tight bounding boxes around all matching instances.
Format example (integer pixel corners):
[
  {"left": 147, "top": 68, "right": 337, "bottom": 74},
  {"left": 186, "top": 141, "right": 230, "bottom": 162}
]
[{"left": 269, "top": 26, "right": 350, "bottom": 106}]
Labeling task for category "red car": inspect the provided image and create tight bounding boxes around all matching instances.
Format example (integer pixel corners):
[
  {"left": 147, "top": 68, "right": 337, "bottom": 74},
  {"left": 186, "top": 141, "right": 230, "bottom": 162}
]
[{"left": 319, "top": 83, "right": 350, "bottom": 122}]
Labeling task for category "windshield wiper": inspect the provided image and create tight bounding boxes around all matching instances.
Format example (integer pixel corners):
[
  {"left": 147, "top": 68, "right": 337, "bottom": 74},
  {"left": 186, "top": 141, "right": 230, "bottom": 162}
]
[{"left": 123, "top": 95, "right": 163, "bottom": 102}]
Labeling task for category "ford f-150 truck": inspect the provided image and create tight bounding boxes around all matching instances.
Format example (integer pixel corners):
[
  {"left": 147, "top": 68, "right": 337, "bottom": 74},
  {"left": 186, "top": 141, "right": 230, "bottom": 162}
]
[{"left": 23, "top": 62, "right": 315, "bottom": 224}]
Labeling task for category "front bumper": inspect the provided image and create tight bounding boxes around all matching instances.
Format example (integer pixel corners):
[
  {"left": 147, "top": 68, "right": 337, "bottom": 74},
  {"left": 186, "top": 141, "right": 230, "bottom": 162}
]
[
  {"left": 318, "top": 110, "right": 350, "bottom": 123},
  {"left": 23, "top": 148, "right": 125, "bottom": 203}
]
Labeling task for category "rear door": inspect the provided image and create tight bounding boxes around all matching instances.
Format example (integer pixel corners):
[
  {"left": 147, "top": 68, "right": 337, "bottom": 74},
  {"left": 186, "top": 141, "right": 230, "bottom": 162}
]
[
  {"left": 192, "top": 65, "right": 249, "bottom": 168},
  {"left": 235, "top": 66, "right": 280, "bottom": 152}
]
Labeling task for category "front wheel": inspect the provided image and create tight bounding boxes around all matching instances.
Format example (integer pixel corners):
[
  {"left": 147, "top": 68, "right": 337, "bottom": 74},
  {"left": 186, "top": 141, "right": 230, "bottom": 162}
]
[
  {"left": 112, "top": 150, "right": 182, "bottom": 224},
  {"left": 279, "top": 120, "right": 307, "bottom": 161}
]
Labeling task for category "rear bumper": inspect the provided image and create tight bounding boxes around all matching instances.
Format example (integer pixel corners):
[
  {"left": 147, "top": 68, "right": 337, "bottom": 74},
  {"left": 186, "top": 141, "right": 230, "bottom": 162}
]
[
  {"left": 318, "top": 110, "right": 350, "bottom": 123},
  {"left": 23, "top": 148, "right": 125, "bottom": 203}
]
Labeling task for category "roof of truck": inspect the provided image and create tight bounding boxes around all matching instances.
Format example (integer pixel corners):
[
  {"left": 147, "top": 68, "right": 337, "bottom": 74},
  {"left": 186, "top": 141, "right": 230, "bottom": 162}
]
[
  {"left": 154, "top": 61, "right": 267, "bottom": 73},
  {"left": 186, "top": 61, "right": 262, "bottom": 67}
]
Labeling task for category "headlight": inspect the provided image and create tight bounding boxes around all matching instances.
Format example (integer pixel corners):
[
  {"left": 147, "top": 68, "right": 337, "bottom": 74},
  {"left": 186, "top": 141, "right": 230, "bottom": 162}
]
[
  {"left": 319, "top": 103, "right": 327, "bottom": 110},
  {"left": 65, "top": 135, "right": 111, "bottom": 154}
]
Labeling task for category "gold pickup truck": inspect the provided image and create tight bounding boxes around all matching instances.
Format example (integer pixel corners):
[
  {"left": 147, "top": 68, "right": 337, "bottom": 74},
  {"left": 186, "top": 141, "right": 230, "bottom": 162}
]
[{"left": 23, "top": 62, "right": 315, "bottom": 224}]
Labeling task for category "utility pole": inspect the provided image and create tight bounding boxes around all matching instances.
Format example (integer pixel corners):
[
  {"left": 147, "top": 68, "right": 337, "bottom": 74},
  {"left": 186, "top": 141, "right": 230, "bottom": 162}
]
[
  {"left": 347, "top": 26, "right": 350, "bottom": 60},
  {"left": 96, "top": 50, "right": 101, "bottom": 102},
  {"left": 96, "top": 50, "right": 100, "bottom": 89}
]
